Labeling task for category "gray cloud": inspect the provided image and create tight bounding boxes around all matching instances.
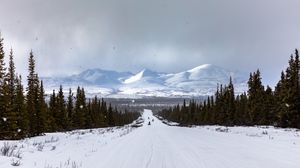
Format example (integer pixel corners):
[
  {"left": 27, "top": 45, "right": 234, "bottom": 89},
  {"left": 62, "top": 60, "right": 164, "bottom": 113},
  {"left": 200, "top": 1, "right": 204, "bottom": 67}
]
[{"left": 0, "top": 0, "right": 300, "bottom": 86}]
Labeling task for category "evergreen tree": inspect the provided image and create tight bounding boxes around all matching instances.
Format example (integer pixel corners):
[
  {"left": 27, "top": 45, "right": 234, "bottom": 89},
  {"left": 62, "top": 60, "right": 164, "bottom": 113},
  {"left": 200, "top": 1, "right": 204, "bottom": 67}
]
[
  {"left": 26, "top": 51, "right": 40, "bottom": 136},
  {"left": 107, "top": 103, "right": 115, "bottom": 126},
  {"left": 67, "top": 88, "right": 74, "bottom": 129},
  {"left": 56, "top": 85, "right": 68, "bottom": 130},
  {"left": 226, "top": 77, "right": 236, "bottom": 125},
  {"left": 275, "top": 71, "right": 288, "bottom": 127},
  {"left": 86, "top": 99, "right": 93, "bottom": 128},
  {"left": 36, "top": 81, "right": 47, "bottom": 134},
  {"left": 100, "top": 98, "right": 108, "bottom": 125},
  {"left": 15, "top": 75, "right": 29, "bottom": 138},
  {"left": 263, "top": 86, "right": 276, "bottom": 125},
  {"left": 0, "top": 34, "right": 7, "bottom": 138},
  {"left": 276, "top": 50, "right": 300, "bottom": 128},
  {"left": 73, "top": 87, "right": 86, "bottom": 128},
  {"left": 247, "top": 70, "right": 265, "bottom": 125},
  {"left": 6, "top": 49, "right": 18, "bottom": 138},
  {"left": 48, "top": 90, "right": 57, "bottom": 131}
]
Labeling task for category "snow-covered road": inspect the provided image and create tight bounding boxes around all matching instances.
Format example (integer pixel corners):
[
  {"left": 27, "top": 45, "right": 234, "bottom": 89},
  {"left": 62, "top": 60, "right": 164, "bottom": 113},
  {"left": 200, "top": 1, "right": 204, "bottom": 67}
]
[{"left": 1, "top": 109, "right": 300, "bottom": 168}]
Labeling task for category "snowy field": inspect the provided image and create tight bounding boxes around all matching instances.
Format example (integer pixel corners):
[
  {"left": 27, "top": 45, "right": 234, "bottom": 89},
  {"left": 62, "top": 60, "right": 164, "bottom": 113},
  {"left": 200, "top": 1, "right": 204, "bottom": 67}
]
[{"left": 1, "top": 109, "right": 300, "bottom": 168}]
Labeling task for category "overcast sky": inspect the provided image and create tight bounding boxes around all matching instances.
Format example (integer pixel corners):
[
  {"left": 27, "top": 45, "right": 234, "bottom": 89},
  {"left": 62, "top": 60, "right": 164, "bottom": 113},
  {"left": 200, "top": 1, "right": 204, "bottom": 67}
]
[{"left": 0, "top": 0, "right": 300, "bottom": 86}]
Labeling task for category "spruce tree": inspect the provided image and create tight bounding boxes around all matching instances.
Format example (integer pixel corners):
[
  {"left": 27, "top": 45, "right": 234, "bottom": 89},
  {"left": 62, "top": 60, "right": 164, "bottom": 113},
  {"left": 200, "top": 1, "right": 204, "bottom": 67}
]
[
  {"left": 0, "top": 34, "right": 7, "bottom": 138},
  {"left": 57, "top": 85, "right": 68, "bottom": 130},
  {"left": 26, "top": 51, "right": 38, "bottom": 136},
  {"left": 67, "top": 88, "right": 74, "bottom": 129},
  {"left": 6, "top": 49, "right": 18, "bottom": 138},
  {"left": 274, "top": 71, "right": 288, "bottom": 127},
  {"left": 107, "top": 103, "right": 115, "bottom": 126},
  {"left": 247, "top": 70, "right": 265, "bottom": 125},
  {"left": 86, "top": 99, "right": 93, "bottom": 128},
  {"left": 100, "top": 98, "right": 108, "bottom": 125},
  {"left": 226, "top": 77, "right": 236, "bottom": 125},
  {"left": 48, "top": 90, "right": 57, "bottom": 131},
  {"left": 278, "top": 50, "right": 300, "bottom": 128},
  {"left": 263, "top": 86, "right": 275, "bottom": 125},
  {"left": 15, "top": 75, "right": 29, "bottom": 138},
  {"left": 73, "top": 87, "right": 86, "bottom": 128},
  {"left": 36, "top": 81, "right": 47, "bottom": 134}
]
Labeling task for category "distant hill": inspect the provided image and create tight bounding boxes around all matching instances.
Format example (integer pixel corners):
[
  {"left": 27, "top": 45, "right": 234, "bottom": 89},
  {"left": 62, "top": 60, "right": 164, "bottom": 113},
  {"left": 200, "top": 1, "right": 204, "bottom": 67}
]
[{"left": 41, "top": 64, "right": 248, "bottom": 98}]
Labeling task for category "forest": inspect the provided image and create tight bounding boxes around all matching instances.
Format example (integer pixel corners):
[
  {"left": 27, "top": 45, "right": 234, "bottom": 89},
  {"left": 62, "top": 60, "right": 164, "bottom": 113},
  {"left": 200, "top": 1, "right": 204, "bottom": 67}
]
[
  {"left": 159, "top": 49, "right": 300, "bottom": 129},
  {"left": 0, "top": 35, "right": 140, "bottom": 140}
]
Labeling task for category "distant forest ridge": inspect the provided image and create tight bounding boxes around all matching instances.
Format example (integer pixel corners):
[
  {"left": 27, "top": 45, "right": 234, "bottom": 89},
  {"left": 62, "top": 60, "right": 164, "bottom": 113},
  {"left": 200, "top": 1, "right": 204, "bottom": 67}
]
[{"left": 159, "top": 49, "right": 300, "bottom": 129}]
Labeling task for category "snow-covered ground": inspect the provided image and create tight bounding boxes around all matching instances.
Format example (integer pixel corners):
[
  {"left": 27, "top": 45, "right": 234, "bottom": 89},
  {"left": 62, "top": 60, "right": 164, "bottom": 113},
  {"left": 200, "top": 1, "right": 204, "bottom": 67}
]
[{"left": 1, "top": 109, "right": 300, "bottom": 168}]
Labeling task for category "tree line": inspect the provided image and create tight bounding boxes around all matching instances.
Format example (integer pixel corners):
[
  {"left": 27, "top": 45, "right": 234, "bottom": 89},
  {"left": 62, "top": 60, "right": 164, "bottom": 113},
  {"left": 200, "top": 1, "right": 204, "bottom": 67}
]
[
  {"left": 159, "top": 49, "right": 300, "bottom": 129},
  {"left": 0, "top": 34, "right": 140, "bottom": 140}
]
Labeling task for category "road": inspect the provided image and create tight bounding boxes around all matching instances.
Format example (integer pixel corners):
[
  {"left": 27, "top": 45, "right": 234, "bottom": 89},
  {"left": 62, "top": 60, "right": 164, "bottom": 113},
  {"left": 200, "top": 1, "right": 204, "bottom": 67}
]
[
  {"left": 84, "top": 109, "right": 300, "bottom": 168},
  {"left": 1, "top": 109, "right": 299, "bottom": 168}
]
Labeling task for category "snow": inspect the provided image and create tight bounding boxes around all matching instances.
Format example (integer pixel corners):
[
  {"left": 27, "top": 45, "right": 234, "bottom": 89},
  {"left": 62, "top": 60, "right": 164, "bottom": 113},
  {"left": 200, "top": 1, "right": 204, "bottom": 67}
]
[
  {"left": 124, "top": 69, "right": 145, "bottom": 84},
  {"left": 1, "top": 109, "right": 299, "bottom": 168}
]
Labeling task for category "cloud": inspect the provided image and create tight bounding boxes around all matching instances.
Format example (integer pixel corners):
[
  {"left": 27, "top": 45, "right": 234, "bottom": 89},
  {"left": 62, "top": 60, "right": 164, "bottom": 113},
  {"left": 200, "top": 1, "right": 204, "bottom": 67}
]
[{"left": 0, "top": 0, "right": 300, "bottom": 86}]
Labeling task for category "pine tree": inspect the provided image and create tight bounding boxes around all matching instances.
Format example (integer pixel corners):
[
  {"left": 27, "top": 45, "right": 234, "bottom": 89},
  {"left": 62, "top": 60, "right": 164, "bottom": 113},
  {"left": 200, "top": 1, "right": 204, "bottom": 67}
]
[
  {"left": 48, "top": 90, "right": 57, "bottom": 131},
  {"left": 6, "top": 49, "right": 18, "bottom": 138},
  {"left": 0, "top": 34, "right": 7, "bottom": 139},
  {"left": 26, "top": 51, "right": 40, "bottom": 136},
  {"left": 107, "top": 103, "right": 115, "bottom": 126},
  {"left": 275, "top": 71, "right": 288, "bottom": 127},
  {"left": 226, "top": 77, "right": 236, "bottom": 125},
  {"left": 277, "top": 50, "right": 300, "bottom": 128},
  {"left": 73, "top": 87, "right": 86, "bottom": 128},
  {"left": 55, "top": 85, "right": 67, "bottom": 130},
  {"left": 100, "top": 98, "right": 108, "bottom": 126},
  {"left": 67, "top": 88, "right": 74, "bottom": 129},
  {"left": 36, "top": 81, "right": 47, "bottom": 134},
  {"left": 90, "top": 96, "right": 100, "bottom": 127},
  {"left": 247, "top": 70, "right": 265, "bottom": 125},
  {"left": 263, "top": 86, "right": 275, "bottom": 125},
  {"left": 15, "top": 75, "right": 28, "bottom": 138},
  {"left": 86, "top": 99, "right": 93, "bottom": 128}
]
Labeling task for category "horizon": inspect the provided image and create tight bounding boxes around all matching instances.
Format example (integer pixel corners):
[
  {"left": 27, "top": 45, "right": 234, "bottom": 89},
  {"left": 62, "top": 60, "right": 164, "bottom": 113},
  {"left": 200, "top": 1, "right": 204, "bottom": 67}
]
[{"left": 40, "top": 63, "right": 280, "bottom": 88}]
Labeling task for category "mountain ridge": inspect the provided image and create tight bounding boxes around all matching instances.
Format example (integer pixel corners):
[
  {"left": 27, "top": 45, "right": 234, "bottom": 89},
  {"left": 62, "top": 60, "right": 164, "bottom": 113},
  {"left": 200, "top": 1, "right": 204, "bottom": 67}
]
[{"left": 41, "top": 64, "right": 248, "bottom": 98}]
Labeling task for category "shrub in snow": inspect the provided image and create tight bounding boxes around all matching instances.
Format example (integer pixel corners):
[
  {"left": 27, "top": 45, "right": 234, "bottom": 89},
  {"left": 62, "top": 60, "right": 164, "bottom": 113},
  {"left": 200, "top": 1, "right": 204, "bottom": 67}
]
[
  {"left": 44, "top": 136, "right": 59, "bottom": 143},
  {"left": 1, "top": 142, "right": 16, "bottom": 157},
  {"left": 131, "top": 124, "right": 143, "bottom": 128},
  {"left": 37, "top": 143, "right": 44, "bottom": 151},
  {"left": 45, "top": 160, "right": 82, "bottom": 168},
  {"left": 0, "top": 142, "right": 22, "bottom": 158},
  {"left": 11, "top": 159, "right": 21, "bottom": 166},
  {"left": 51, "top": 146, "right": 56, "bottom": 151},
  {"left": 1, "top": 142, "right": 11, "bottom": 156},
  {"left": 215, "top": 127, "right": 230, "bottom": 133}
]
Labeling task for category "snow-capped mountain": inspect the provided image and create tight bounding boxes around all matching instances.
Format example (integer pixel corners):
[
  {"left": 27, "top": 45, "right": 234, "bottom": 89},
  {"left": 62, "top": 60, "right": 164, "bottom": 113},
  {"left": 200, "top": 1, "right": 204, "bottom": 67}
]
[
  {"left": 124, "top": 69, "right": 163, "bottom": 85},
  {"left": 41, "top": 64, "right": 248, "bottom": 98}
]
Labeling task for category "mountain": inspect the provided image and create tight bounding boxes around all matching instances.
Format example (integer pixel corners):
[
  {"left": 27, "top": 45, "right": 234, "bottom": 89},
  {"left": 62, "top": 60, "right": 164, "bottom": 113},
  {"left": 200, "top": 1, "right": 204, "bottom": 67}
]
[
  {"left": 165, "top": 64, "right": 246, "bottom": 90},
  {"left": 42, "top": 64, "right": 248, "bottom": 98},
  {"left": 124, "top": 69, "right": 163, "bottom": 84},
  {"left": 73, "top": 69, "right": 132, "bottom": 86},
  {"left": 42, "top": 69, "right": 132, "bottom": 87}
]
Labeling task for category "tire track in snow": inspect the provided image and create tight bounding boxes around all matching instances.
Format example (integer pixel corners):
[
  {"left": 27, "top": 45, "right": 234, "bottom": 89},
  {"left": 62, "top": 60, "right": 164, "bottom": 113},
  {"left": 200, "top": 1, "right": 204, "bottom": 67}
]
[{"left": 145, "top": 142, "right": 154, "bottom": 168}]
